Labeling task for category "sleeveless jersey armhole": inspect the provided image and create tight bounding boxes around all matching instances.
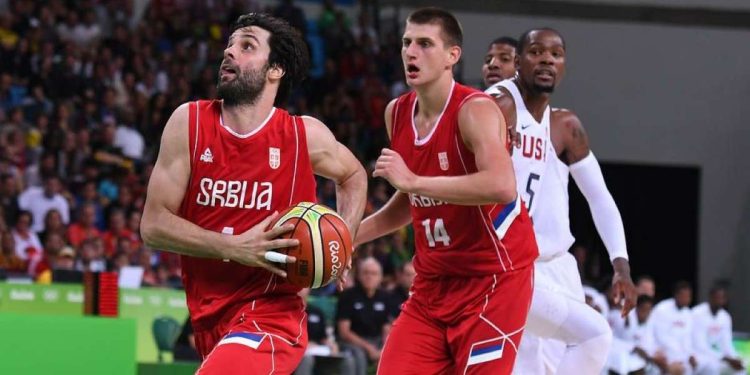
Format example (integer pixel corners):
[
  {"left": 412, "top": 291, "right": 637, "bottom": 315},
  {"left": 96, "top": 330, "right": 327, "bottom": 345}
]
[
  {"left": 390, "top": 98, "right": 401, "bottom": 145},
  {"left": 188, "top": 101, "right": 199, "bottom": 167}
]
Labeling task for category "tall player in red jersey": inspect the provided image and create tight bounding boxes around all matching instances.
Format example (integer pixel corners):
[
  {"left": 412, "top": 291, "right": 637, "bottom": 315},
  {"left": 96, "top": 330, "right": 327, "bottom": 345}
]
[
  {"left": 354, "top": 8, "right": 538, "bottom": 374},
  {"left": 140, "top": 13, "right": 367, "bottom": 374}
]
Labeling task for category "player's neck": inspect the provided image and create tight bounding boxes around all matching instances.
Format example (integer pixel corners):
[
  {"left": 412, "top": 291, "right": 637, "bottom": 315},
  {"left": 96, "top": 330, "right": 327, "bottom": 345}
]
[
  {"left": 414, "top": 75, "right": 454, "bottom": 119},
  {"left": 516, "top": 79, "right": 551, "bottom": 121},
  {"left": 220, "top": 91, "right": 276, "bottom": 135}
]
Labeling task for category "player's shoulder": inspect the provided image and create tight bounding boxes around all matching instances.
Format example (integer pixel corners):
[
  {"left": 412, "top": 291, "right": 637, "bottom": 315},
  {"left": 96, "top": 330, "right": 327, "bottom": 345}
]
[
  {"left": 691, "top": 302, "right": 709, "bottom": 314},
  {"left": 551, "top": 107, "right": 586, "bottom": 135},
  {"left": 551, "top": 108, "right": 582, "bottom": 126},
  {"left": 652, "top": 298, "right": 675, "bottom": 312},
  {"left": 299, "top": 115, "right": 332, "bottom": 140},
  {"left": 455, "top": 83, "right": 496, "bottom": 111},
  {"left": 457, "top": 93, "right": 500, "bottom": 122},
  {"left": 163, "top": 102, "right": 193, "bottom": 133},
  {"left": 299, "top": 114, "right": 324, "bottom": 127}
]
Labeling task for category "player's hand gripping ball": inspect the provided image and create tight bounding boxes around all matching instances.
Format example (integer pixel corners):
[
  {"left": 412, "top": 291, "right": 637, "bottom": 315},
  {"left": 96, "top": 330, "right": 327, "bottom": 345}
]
[{"left": 267, "top": 202, "right": 352, "bottom": 289}]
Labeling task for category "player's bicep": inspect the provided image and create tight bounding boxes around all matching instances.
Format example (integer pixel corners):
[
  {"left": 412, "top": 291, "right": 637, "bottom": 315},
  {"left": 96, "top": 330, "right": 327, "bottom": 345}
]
[
  {"left": 458, "top": 98, "right": 509, "bottom": 173},
  {"left": 556, "top": 110, "right": 591, "bottom": 164},
  {"left": 145, "top": 104, "right": 191, "bottom": 214},
  {"left": 304, "top": 116, "right": 363, "bottom": 183}
]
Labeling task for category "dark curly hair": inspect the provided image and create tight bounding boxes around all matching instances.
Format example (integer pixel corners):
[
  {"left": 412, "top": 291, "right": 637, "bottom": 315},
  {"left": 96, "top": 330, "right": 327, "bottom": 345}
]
[{"left": 230, "top": 13, "right": 309, "bottom": 106}]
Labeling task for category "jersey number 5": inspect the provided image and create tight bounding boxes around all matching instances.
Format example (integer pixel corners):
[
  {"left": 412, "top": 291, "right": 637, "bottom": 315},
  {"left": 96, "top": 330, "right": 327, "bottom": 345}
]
[
  {"left": 421, "top": 218, "right": 451, "bottom": 247},
  {"left": 525, "top": 173, "right": 540, "bottom": 211}
]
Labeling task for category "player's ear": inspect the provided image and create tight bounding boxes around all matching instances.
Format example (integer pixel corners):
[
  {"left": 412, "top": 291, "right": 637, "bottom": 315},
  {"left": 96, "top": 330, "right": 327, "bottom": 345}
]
[
  {"left": 268, "top": 64, "right": 285, "bottom": 81},
  {"left": 447, "top": 45, "right": 461, "bottom": 67},
  {"left": 514, "top": 53, "right": 520, "bottom": 71}
]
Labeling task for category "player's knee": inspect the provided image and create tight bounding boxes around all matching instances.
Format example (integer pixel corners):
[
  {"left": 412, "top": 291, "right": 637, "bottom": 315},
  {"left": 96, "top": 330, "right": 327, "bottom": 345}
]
[{"left": 594, "top": 316, "right": 613, "bottom": 343}]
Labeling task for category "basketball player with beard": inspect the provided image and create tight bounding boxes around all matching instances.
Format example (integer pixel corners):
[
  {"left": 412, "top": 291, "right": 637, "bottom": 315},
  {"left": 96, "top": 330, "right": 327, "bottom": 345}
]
[
  {"left": 486, "top": 28, "right": 637, "bottom": 374},
  {"left": 141, "top": 13, "right": 367, "bottom": 374}
]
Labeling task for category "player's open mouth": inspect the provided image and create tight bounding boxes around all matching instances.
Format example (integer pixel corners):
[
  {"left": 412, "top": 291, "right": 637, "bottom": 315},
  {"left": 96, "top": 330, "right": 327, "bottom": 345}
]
[
  {"left": 406, "top": 64, "right": 420, "bottom": 79},
  {"left": 220, "top": 65, "right": 237, "bottom": 78}
]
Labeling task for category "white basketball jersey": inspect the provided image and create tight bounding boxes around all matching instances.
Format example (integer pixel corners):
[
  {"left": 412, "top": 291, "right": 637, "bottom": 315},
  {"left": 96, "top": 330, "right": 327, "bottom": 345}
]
[
  {"left": 488, "top": 80, "right": 550, "bottom": 218},
  {"left": 532, "top": 151, "right": 576, "bottom": 260},
  {"left": 487, "top": 80, "right": 575, "bottom": 260}
]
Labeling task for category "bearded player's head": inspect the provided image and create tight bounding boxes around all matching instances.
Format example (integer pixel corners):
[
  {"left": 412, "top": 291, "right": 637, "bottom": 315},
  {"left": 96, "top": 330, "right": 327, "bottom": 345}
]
[{"left": 218, "top": 13, "right": 309, "bottom": 107}]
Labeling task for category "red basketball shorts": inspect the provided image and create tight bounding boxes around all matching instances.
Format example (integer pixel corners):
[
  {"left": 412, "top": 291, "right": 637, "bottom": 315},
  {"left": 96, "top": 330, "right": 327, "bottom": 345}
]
[
  {"left": 194, "top": 296, "right": 308, "bottom": 375},
  {"left": 378, "top": 265, "right": 534, "bottom": 374}
]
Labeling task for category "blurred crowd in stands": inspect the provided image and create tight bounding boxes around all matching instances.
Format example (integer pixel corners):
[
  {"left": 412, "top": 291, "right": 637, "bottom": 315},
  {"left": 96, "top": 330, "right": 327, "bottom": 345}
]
[{"left": 0, "top": 0, "right": 410, "bottom": 288}]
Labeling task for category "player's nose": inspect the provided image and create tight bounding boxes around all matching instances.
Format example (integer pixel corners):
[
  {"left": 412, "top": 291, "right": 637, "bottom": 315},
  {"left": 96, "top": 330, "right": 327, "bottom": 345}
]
[
  {"left": 487, "top": 57, "right": 499, "bottom": 69},
  {"left": 223, "top": 46, "right": 234, "bottom": 61}
]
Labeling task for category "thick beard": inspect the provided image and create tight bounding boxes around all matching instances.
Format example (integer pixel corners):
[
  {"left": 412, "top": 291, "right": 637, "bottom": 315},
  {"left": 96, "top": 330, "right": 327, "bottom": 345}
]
[{"left": 217, "top": 64, "right": 268, "bottom": 107}]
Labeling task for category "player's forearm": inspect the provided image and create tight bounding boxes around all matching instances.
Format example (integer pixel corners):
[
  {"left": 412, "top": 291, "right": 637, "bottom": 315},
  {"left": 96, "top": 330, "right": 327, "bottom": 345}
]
[
  {"left": 335, "top": 166, "right": 367, "bottom": 238},
  {"left": 141, "top": 207, "right": 230, "bottom": 259},
  {"left": 410, "top": 170, "right": 516, "bottom": 205},
  {"left": 570, "top": 153, "right": 628, "bottom": 261},
  {"left": 354, "top": 192, "right": 411, "bottom": 246}
]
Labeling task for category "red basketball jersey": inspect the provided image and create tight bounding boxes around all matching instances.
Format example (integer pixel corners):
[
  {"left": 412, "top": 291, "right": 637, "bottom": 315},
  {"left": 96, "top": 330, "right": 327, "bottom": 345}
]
[
  {"left": 178, "top": 100, "right": 317, "bottom": 330},
  {"left": 390, "top": 82, "right": 538, "bottom": 278}
]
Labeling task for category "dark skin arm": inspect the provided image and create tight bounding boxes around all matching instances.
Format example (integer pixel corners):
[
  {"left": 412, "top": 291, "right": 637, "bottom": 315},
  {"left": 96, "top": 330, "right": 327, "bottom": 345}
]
[
  {"left": 493, "top": 90, "right": 520, "bottom": 152},
  {"left": 551, "top": 109, "right": 637, "bottom": 317}
]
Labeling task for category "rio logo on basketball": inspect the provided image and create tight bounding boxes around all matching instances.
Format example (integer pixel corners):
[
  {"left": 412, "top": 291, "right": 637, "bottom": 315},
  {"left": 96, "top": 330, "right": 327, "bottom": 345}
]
[{"left": 268, "top": 202, "right": 352, "bottom": 289}]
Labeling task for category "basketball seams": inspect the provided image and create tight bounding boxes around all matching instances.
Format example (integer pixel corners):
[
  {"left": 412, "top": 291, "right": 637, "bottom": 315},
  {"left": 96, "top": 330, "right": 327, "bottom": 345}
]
[
  {"left": 320, "top": 214, "right": 350, "bottom": 283},
  {"left": 275, "top": 205, "right": 315, "bottom": 279},
  {"left": 301, "top": 217, "right": 316, "bottom": 288}
]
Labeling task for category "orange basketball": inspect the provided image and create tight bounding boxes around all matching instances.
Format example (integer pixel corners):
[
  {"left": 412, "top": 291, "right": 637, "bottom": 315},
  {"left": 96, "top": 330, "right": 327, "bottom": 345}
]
[{"left": 268, "top": 202, "right": 352, "bottom": 289}]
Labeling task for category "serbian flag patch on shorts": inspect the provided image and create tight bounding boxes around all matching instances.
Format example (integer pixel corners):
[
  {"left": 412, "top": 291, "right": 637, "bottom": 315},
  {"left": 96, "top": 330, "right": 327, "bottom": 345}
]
[
  {"left": 467, "top": 340, "right": 505, "bottom": 365},
  {"left": 218, "top": 332, "right": 265, "bottom": 350}
]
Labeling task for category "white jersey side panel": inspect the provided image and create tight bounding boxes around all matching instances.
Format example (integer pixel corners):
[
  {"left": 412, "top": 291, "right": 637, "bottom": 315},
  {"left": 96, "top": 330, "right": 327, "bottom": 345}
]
[
  {"left": 532, "top": 144, "right": 576, "bottom": 260},
  {"left": 487, "top": 80, "right": 550, "bottom": 218}
]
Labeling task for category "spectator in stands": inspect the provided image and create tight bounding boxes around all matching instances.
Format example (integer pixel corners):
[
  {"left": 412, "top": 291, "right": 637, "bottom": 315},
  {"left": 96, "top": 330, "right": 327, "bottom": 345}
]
[
  {"left": 336, "top": 257, "right": 393, "bottom": 375},
  {"left": 51, "top": 246, "right": 76, "bottom": 272},
  {"left": 74, "top": 180, "right": 105, "bottom": 229},
  {"left": 11, "top": 210, "right": 42, "bottom": 260},
  {"left": 0, "top": 230, "right": 24, "bottom": 272},
  {"left": 23, "top": 151, "right": 57, "bottom": 188},
  {"left": 389, "top": 260, "right": 415, "bottom": 317},
  {"left": 273, "top": 0, "right": 307, "bottom": 37},
  {"left": 101, "top": 208, "right": 135, "bottom": 257},
  {"left": 18, "top": 174, "right": 70, "bottom": 233},
  {"left": 692, "top": 285, "right": 746, "bottom": 374},
  {"left": 66, "top": 202, "right": 102, "bottom": 247},
  {"left": 43, "top": 231, "right": 65, "bottom": 259},
  {"left": 607, "top": 295, "right": 656, "bottom": 374},
  {"left": 39, "top": 208, "right": 65, "bottom": 243},
  {"left": 296, "top": 288, "right": 355, "bottom": 375},
  {"left": 637, "top": 275, "right": 656, "bottom": 298},
  {"left": 113, "top": 112, "right": 145, "bottom": 161},
  {"left": 0, "top": 173, "right": 20, "bottom": 225},
  {"left": 75, "top": 237, "right": 106, "bottom": 272},
  {"left": 650, "top": 281, "right": 704, "bottom": 374}
]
